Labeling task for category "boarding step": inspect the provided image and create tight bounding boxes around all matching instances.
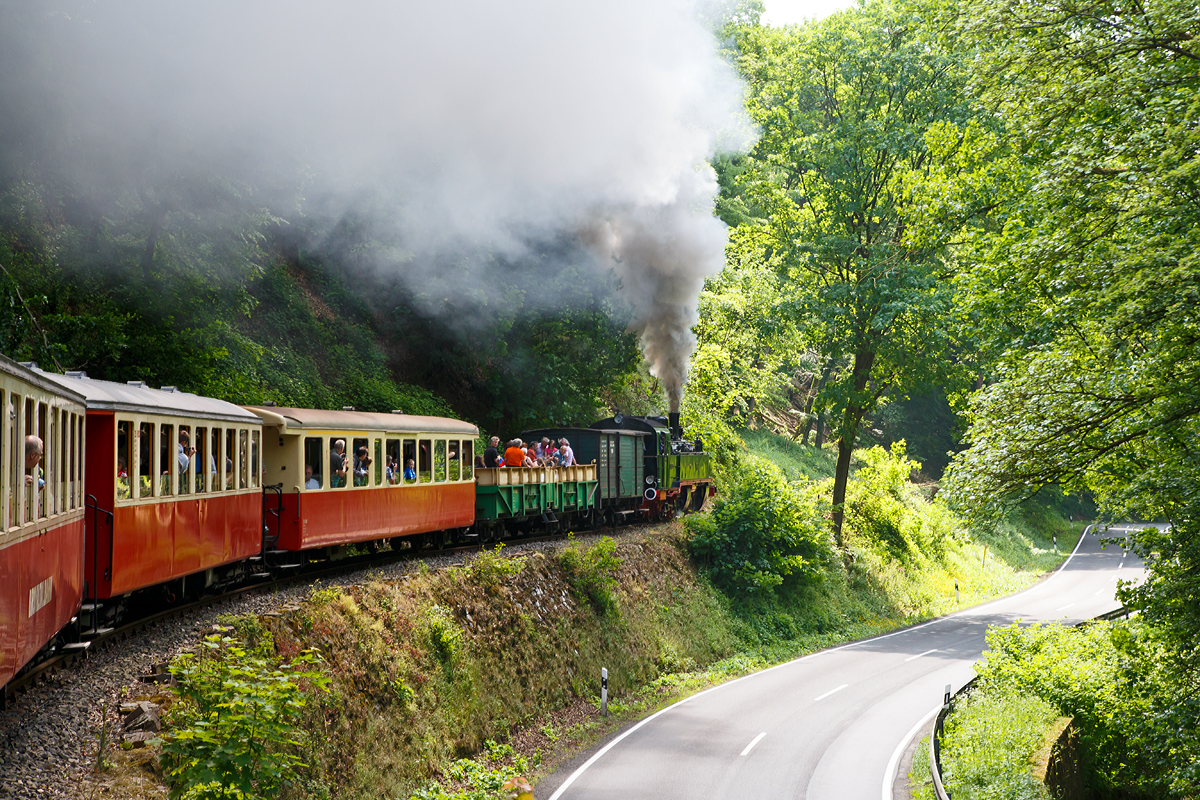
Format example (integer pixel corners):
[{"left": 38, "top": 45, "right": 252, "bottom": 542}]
[
  {"left": 81, "top": 628, "right": 114, "bottom": 640},
  {"left": 59, "top": 641, "right": 92, "bottom": 652},
  {"left": 250, "top": 573, "right": 272, "bottom": 580},
  {"left": 79, "top": 603, "right": 101, "bottom": 612}
]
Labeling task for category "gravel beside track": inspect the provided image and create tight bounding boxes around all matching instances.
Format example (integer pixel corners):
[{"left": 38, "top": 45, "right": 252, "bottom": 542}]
[{"left": 0, "top": 534, "right": 590, "bottom": 799}]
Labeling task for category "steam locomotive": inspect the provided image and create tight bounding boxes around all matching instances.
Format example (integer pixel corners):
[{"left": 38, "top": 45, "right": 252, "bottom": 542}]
[{"left": 0, "top": 354, "right": 714, "bottom": 692}]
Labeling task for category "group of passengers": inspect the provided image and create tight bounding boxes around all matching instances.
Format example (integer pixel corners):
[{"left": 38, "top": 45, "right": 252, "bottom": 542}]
[
  {"left": 305, "top": 439, "right": 417, "bottom": 490},
  {"left": 481, "top": 436, "right": 576, "bottom": 469}
]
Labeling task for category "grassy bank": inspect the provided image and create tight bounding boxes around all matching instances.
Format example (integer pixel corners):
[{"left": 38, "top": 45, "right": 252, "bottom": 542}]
[{"left": 95, "top": 433, "right": 1086, "bottom": 800}]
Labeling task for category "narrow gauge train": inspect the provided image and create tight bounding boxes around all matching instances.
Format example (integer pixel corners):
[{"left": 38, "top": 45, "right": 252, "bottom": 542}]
[{"left": 1, "top": 362, "right": 714, "bottom": 692}]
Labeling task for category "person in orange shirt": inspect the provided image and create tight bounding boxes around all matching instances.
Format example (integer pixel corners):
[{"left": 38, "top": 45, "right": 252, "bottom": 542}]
[{"left": 504, "top": 440, "right": 526, "bottom": 467}]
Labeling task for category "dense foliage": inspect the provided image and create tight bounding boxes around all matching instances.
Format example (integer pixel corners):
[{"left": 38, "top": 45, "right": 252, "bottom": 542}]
[
  {"left": 163, "top": 631, "right": 329, "bottom": 800},
  {"left": 973, "top": 621, "right": 1199, "bottom": 797},
  {"left": 686, "top": 456, "right": 831, "bottom": 597}
]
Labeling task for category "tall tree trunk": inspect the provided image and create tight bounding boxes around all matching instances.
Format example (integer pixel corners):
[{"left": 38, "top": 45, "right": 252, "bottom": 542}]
[
  {"left": 804, "top": 357, "right": 837, "bottom": 446},
  {"left": 831, "top": 348, "right": 876, "bottom": 547}
]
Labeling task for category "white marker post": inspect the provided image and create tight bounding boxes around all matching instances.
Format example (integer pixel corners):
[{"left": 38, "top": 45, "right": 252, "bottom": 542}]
[
  {"left": 601, "top": 668, "right": 608, "bottom": 717},
  {"left": 954, "top": 578, "right": 959, "bottom": 605}
]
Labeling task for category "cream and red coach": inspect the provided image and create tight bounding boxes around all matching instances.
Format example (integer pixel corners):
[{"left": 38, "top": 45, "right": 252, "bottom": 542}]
[
  {"left": 0, "top": 356, "right": 87, "bottom": 688},
  {"left": 42, "top": 372, "right": 265, "bottom": 610},
  {"left": 246, "top": 406, "right": 478, "bottom": 553}
]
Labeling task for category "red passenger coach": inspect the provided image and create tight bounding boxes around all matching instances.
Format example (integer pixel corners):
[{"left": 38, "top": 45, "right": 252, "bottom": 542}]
[
  {"left": 42, "top": 373, "right": 265, "bottom": 607},
  {"left": 0, "top": 357, "right": 87, "bottom": 688},
  {"left": 247, "top": 407, "right": 478, "bottom": 552}
]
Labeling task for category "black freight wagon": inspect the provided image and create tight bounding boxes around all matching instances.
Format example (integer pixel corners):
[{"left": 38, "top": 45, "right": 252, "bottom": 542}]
[{"left": 520, "top": 426, "right": 646, "bottom": 521}]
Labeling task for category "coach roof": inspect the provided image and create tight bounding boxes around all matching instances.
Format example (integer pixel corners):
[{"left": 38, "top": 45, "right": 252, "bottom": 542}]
[
  {"left": 245, "top": 406, "right": 477, "bottom": 436},
  {"left": 1, "top": 356, "right": 87, "bottom": 407},
  {"left": 38, "top": 372, "right": 259, "bottom": 425}
]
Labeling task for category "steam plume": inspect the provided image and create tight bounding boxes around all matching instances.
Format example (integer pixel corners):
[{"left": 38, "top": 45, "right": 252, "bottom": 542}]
[{"left": 0, "top": 1, "right": 751, "bottom": 405}]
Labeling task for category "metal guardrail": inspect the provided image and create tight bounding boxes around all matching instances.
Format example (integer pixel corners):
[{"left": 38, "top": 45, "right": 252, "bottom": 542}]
[{"left": 929, "top": 607, "right": 1131, "bottom": 799}]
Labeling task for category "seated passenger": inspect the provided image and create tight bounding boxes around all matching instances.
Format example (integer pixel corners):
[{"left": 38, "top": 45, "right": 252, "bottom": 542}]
[
  {"left": 404, "top": 458, "right": 417, "bottom": 482},
  {"left": 353, "top": 445, "right": 371, "bottom": 486},
  {"left": 558, "top": 438, "right": 576, "bottom": 467},
  {"left": 117, "top": 455, "right": 130, "bottom": 500},
  {"left": 330, "top": 439, "right": 348, "bottom": 488},
  {"left": 304, "top": 465, "right": 320, "bottom": 490},
  {"left": 385, "top": 457, "right": 397, "bottom": 484},
  {"left": 504, "top": 439, "right": 526, "bottom": 467},
  {"left": 178, "top": 430, "right": 195, "bottom": 473},
  {"left": 545, "top": 442, "right": 560, "bottom": 465},
  {"left": 522, "top": 447, "right": 537, "bottom": 468},
  {"left": 474, "top": 454, "right": 486, "bottom": 469}
]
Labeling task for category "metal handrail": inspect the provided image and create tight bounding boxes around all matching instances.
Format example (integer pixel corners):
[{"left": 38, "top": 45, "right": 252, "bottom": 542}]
[{"left": 84, "top": 494, "right": 114, "bottom": 634}]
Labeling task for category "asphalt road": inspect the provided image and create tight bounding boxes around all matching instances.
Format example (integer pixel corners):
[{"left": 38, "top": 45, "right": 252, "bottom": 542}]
[{"left": 541, "top": 524, "right": 1149, "bottom": 800}]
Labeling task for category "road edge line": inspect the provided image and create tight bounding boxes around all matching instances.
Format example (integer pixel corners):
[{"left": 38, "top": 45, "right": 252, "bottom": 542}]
[{"left": 882, "top": 704, "right": 940, "bottom": 800}]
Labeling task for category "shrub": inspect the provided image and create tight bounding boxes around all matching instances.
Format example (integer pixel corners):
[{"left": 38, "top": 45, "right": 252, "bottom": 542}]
[
  {"left": 556, "top": 535, "right": 622, "bottom": 615},
  {"left": 470, "top": 543, "right": 522, "bottom": 589},
  {"left": 162, "top": 635, "right": 329, "bottom": 800},
  {"left": 424, "top": 605, "right": 464, "bottom": 672},
  {"left": 686, "top": 456, "right": 830, "bottom": 597}
]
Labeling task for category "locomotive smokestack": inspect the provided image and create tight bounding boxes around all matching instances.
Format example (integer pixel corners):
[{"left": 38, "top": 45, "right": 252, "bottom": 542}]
[{"left": 668, "top": 411, "right": 681, "bottom": 440}]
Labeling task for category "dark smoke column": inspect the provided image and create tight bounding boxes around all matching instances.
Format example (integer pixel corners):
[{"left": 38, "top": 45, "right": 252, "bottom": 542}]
[{"left": 586, "top": 173, "right": 730, "bottom": 413}]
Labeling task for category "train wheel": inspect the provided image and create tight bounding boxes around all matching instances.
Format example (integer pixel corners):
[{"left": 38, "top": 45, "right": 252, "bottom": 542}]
[{"left": 674, "top": 488, "right": 690, "bottom": 516}]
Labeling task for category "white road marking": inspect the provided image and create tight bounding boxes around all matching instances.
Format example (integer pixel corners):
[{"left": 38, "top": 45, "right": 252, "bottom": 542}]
[
  {"left": 549, "top": 525, "right": 1099, "bottom": 799},
  {"left": 883, "top": 705, "right": 940, "bottom": 800},
  {"left": 814, "top": 684, "right": 849, "bottom": 702},
  {"left": 1094, "top": 589, "right": 1105, "bottom": 596},
  {"left": 740, "top": 732, "right": 766, "bottom": 756},
  {"left": 904, "top": 649, "right": 938, "bottom": 662},
  {"left": 1056, "top": 603, "right": 1075, "bottom": 611}
]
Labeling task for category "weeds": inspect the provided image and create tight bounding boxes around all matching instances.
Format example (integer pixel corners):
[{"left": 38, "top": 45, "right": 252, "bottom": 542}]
[{"left": 556, "top": 536, "right": 621, "bottom": 614}]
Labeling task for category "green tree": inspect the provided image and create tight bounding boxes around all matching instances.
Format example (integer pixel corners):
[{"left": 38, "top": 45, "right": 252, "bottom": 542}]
[{"left": 723, "top": 2, "right": 983, "bottom": 544}]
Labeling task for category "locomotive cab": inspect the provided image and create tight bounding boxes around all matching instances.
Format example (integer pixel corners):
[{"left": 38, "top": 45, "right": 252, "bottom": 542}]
[{"left": 589, "top": 412, "right": 714, "bottom": 518}]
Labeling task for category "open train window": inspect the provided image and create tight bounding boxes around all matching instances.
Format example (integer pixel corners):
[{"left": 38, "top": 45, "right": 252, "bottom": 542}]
[
  {"left": 402, "top": 439, "right": 416, "bottom": 484},
  {"left": 65, "top": 411, "right": 73, "bottom": 509},
  {"left": 210, "top": 428, "right": 222, "bottom": 493},
  {"left": 418, "top": 439, "right": 431, "bottom": 483},
  {"left": 6, "top": 393, "right": 15, "bottom": 528},
  {"left": 0, "top": 390, "right": 6, "bottom": 526},
  {"left": 462, "top": 441, "right": 473, "bottom": 480},
  {"left": 447, "top": 440, "right": 459, "bottom": 481},
  {"left": 434, "top": 440, "right": 446, "bottom": 483},
  {"left": 117, "top": 420, "right": 132, "bottom": 501},
  {"left": 238, "top": 429, "right": 249, "bottom": 490},
  {"left": 194, "top": 427, "right": 207, "bottom": 493},
  {"left": 374, "top": 438, "right": 383, "bottom": 486},
  {"left": 225, "top": 429, "right": 236, "bottom": 490},
  {"left": 35, "top": 400, "right": 46, "bottom": 519},
  {"left": 386, "top": 439, "right": 400, "bottom": 485},
  {"left": 329, "top": 437, "right": 348, "bottom": 488},
  {"left": 304, "top": 436, "right": 323, "bottom": 490},
  {"left": 352, "top": 437, "right": 369, "bottom": 487},
  {"left": 137, "top": 422, "right": 154, "bottom": 499},
  {"left": 159, "top": 423, "right": 174, "bottom": 496},
  {"left": 251, "top": 430, "right": 260, "bottom": 489},
  {"left": 178, "top": 424, "right": 191, "bottom": 495}
]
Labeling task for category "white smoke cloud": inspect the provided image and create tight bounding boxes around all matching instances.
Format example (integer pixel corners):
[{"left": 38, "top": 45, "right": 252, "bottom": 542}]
[{"left": 1, "top": 0, "right": 753, "bottom": 402}]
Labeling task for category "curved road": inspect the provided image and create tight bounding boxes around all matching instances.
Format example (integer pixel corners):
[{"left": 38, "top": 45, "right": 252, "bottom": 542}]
[{"left": 541, "top": 525, "right": 1148, "bottom": 800}]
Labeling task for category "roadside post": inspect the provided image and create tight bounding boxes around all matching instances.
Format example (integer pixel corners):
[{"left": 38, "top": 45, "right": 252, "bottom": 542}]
[
  {"left": 954, "top": 578, "right": 959, "bottom": 605},
  {"left": 601, "top": 668, "right": 608, "bottom": 717}
]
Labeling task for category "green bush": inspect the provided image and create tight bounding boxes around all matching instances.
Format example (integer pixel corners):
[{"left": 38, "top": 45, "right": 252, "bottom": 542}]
[
  {"left": 556, "top": 535, "right": 622, "bottom": 615},
  {"left": 975, "top": 621, "right": 1199, "bottom": 798},
  {"left": 686, "top": 456, "right": 830, "bottom": 597},
  {"left": 938, "top": 688, "right": 1059, "bottom": 800},
  {"left": 162, "top": 635, "right": 329, "bottom": 800}
]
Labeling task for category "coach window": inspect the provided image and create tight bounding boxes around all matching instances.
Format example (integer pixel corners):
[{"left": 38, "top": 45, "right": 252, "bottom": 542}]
[
  {"left": 402, "top": 439, "right": 416, "bottom": 484},
  {"left": 303, "top": 437, "right": 323, "bottom": 490},
  {"left": 137, "top": 422, "right": 154, "bottom": 499},
  {"left": 251, "top": 430, "right": 260, "bottom": 489},
  {"left": 434, "top": 440, "right": 446, "bottom": 483},
  {"left": 448, "top": 440, "right": 460, "bottom": 481},
  {"left": 385, "top": 438, "right": 399, "bottom": 485},
  {"left": 178, "top": 424, "right": 192, "bottom": 495},
  {"left": 210, "top": 427, "right": 222, "bottom": 493},
  {"left": 225, "top": 429, "right": 236, "bottom": 490},
  {"left": 65, "top": 411, "right": 73, "bottom": 509},
  {"left": 159, "top": 423, "right": 175, "bottom": 497},
  {"left": 0, "top": 389, "right": 6, "bottom": 527},
  {"left": 36, "top": 400, "right": 46, "bottom": 519},
  {"left": 417, "top": 439, "right": 431, "bottom": 483},
  {"left": 386, "top": 439, "right": 400, "bottom": 485},
  {"left": 117, "top": 421, "right": 132, "bottom": 501},
  {"left": 194, "top": 427, "right": 207, "bottom": 493},
  {"left": 351, "top": 436, "right": 369, "bottom": 487},
  {"left": 462, "top": 441, "right": 474, "bottom": 480},
  {"left": 374, "top": 438, "right": 383, "bottom": 486},
  {"left": 238, "top": 429, "right": 249, "bottom": 490}
]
